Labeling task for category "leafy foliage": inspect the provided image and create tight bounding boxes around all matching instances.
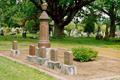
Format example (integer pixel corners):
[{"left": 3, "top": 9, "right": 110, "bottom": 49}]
[
  {"left": 59, "top": 0, "right": 74, "bottom": 6},
  {"left": 25, "top": 20, "right": 37, "bottom": 33},
  {"left": 78, "top": 6, "right": 98, "bottom": 34},
  {"left": 72, "top": 47, "right": 98, "bottom": 62},
  {"left": 84, "top": 15, "right": 96, "bottom": 34},
  {"left": 0, "top": 0, "right": 37, "bottom": 28},
  {"left": 65, "top": 22, "right": 75, "bottom": 32},
  {"left": 30, "top": 0, "right": 95, "bottom": 37},
  {"left": 91, "top": 0, "right": 120, "bottom": 37}
]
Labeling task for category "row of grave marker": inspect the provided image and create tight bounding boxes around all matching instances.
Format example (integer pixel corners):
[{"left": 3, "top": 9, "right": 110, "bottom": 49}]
[
  {"left": 29, "top": 44, "right": 73, "bottom": 65},
  {"left": 11, "top": 41, "right": 77, "bottom": 75}
]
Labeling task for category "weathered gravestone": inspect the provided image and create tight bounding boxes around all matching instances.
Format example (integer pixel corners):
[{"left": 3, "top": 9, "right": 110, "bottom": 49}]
[
  {"left": 12, "top": 41, "right": 18, "bottom": 50},
  {"left": 36, "top": 47, "right": 48, "bottom": 65},
  {"left": 27, "top": 44, "right": 37, "bottom": 62},
  {"left": 50, "top": 49, "right": 58, "bottom": 61},
  {"left": 11, "top": 41, "right": 20, "bottom": 56},
  {"left": 61, "top": 51, "right": 77, "bottom": 75},
  {"left": 64, "top": 51, "right": 73, "bottom": 65},
  {"left": 47, "top": 49, "right": 60, "bottom": 69},
  {"left": 29, "top": 44, "right": 35, "bottom": 56}
]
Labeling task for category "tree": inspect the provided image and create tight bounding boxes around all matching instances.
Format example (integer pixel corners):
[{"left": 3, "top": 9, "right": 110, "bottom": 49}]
[
  {"left": 0, "top": 0, "right": 37, "bottom": 28},
  {"left": 0, "top": 0, "right": 39, "bottom": 38},
  {"left": 65, "top": 22, "right": 75, "bottom": 37},
  {"left": 77, "top": 6, "right": 98, "bottom": 37},
  {"left": 91, "top": 0, "right": 120, "bottom": 37},
  {"left": 84, "top": 15, "right": 95, "bottom": 37},
  {"left": 30, "top": 0, "right": 95, "bottom": 37}
]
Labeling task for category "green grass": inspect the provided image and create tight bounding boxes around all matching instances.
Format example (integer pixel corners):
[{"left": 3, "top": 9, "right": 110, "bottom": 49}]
[
  {"left": 0, "top": 34, "right": 120, "bottom": 50},
  {"left": 51, "top": 37, "right": 120, "bottom": 49},
  {"left": 52, "top": 37, "right": 111, "bottom": 46},
  {"left": 0, "top": 56, "right": 56, "bottom": 80},
  {"left": 0, "top": 34, "right": 38, "bottom": 50},
  {"left": 0, "top": 34, "right": 38, "bottom": 42}
]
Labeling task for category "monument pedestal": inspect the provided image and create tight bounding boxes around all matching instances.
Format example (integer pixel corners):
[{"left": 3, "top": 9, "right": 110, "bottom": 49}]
[
  {"left": 27, "top": 55, "right": 37, "bottom": 62},
  {"left": 47, "top": 61, "right": 60, "bottom": 69},
  {"left": 36, "top": 57, "right": 48, "bottom": 65},
  {"left": 61, "top": 64, "right": 77, "bottom": 75},
  {"left": 10, "top": 49, "right": 20, "bottom": 56},
  {"left": 38, "top": 42, "right": 50, "bottom": 48}
]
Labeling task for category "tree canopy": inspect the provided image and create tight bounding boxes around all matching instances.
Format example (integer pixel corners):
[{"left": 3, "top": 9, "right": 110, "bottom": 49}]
[
  {"left": 90, "top": 0, "right": 120, "bottom": 37},
  {"left": 0, "top": 0, "right": 37, "bottom": 29},
  {"left": 1, "top": 0, "right": 120, "bottom": 38},
  {"left": 30, "top": 0, "right": 95, "bottom": 37}
]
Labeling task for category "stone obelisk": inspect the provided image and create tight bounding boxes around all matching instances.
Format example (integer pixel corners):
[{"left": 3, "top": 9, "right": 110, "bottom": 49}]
[{"left": 38, "top": 2, "right": 50, "bottom": 48}]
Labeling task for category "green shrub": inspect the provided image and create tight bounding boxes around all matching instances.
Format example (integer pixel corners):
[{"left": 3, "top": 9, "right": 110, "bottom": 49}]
[{"left": 72, "top": 47, "right": 98, "bottom": 62}]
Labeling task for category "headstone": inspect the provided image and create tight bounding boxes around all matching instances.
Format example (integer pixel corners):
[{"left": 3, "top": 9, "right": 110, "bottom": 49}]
[
  {"left": 11, "top": 41, "right": 20, "bottom": 56},
  {"left": 50, "top": 49, "right": 58, "bottom": 61},
  {"left": 61, "top": 51, "right": 77, "bottom": 75},
  {"left": 36, "top": 47, "right": 48, "bottom": 65},
  {"left": 27, "top": 44, "right": 37, "bottom": 62},
  {"left": 47, "top": 49, "right": 60, "bottom": 69},
  {"left": 64, "top": 51, "right": 73, "bottom": 65},
  {"left": 29, "top": 44, "right": 35, "bottom": 56},
  {"left": 12, "top": 41, "right": 18, "bottom": 50}
]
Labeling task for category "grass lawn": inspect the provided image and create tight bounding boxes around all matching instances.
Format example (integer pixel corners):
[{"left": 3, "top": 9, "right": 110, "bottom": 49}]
[
  {"left": 52, "top": 37, "right": 120, "bottom": 49},
  {"left": 0, "top": 34, "right": 120, "bottom": 50},
  {"left": 0, "top": 56, "right": 56, "bottom": 80}
]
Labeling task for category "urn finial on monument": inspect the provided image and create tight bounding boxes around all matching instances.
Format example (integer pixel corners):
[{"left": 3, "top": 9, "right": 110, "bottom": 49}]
[
  {"left": 39, "top": 1, "right": 49, "bottom": 20},
  {"left": 41, "top": 1, "right": 48, "bottom": 11}
]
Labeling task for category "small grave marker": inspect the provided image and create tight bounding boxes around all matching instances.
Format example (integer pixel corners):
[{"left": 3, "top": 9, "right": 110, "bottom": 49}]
[
  {"left": 12, "top": 41, "right": 18, "bottom": 50},
  {"left": 29, "top": 44, "right": 35, "bottom": 56},
  {"left": 64, "top": 51, "right": 73, "bottom": 65},
  {"left": 50, "top": 49, "right": 58, "bottom": 61},
  {"left": 27, "top": 44, "right": 37, "bottom": 62},
  {"left": 47, "top": 49, "right": 60, "bottom": 69},
  {"left": 61, "top": 50, "right": 77, "bottom": 75},
  {"left": 11, "top": 41, "right": 20, "bottom": 56}
]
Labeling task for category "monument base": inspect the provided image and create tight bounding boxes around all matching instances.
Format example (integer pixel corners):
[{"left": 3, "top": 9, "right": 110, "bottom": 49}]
[
  {"left": 61, "top": 64, "right": 77, "bottom": 75},
  {"left": 38, "top": 42, "right": 51, "bottom": 48},
  {"left": 27, "top": 55, "right": 37, "bottom": 62},
  {"left": 36, "top": 57, "right": 48, "bottom": 65},
  {"left": 10, "top": 49, "right": 20, "bottom": 56},
  {"left": 36, "top": 47, "right": 52, "bottom": 59},
  {"left": 47, "top": 61, "right": 61, "bottom": 69}
]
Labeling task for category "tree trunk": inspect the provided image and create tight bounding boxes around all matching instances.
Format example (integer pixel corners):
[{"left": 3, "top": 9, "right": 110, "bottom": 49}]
[
  {"left": 53, "top": 24, "right": 64, "bottom": 37},
  {"left": 87, "top": 32, "right": 90, "bottom": 37},
  {"left": 110, "top": 16, "right": 116, "bottom": 37},
  {"left": 109, "top": 4, "right": 116, "bottom": 37},
  {"left": 104, "top": 25, "right": 109, "bottom": 40}
]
